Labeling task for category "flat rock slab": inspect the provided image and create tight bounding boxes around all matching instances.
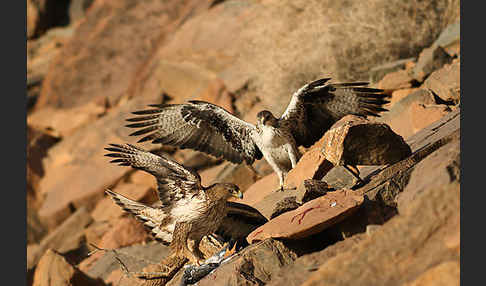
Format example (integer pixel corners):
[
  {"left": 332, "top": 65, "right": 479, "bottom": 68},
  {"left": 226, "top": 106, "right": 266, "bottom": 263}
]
[
  {"left": 321, "top": 115, "right": 411, "bottom": 166},
  {"left": 247, "top": 189, "right": 364, "bottom": 243}
]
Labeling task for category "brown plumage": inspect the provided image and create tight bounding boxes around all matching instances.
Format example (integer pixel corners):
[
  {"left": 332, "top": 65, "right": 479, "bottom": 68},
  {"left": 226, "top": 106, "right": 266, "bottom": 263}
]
[
  {"left": 104, "top": 143, "right": 245, "bottom": 265},
  {"left": 125, "top": 78, "right": 389, "bottom": 191}
]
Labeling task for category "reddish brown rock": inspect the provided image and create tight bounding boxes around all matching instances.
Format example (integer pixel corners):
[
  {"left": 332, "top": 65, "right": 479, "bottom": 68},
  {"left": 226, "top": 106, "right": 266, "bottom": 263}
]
[
  {"left": 397, "top": 138, "right": 460, "bottom": 213},
  {"left": 28, "top": 207, "right": 92, "bottom": 270},
  {"left": 37, "top": 92, "right": 162, "bottom": 230},
  {"left": 128, "top": 60, "right": 236, "bottom": 113},
  {"left": 286, "top": 141, "right": 334, "bottom": 190},
  {"left": 27, "top": 101, "right": 107, "bottom": 138},
  {"left": 298, "top": 182, "right": 460, "bottom": 286},
  {"left": 231, "top": 172, "right": 280, "bottom": 207},
  {"left": 424, "top": 58, "right": 460, "bottom": 104},
  {"left": 32, "top": 249, "right": 104, "bottom": 286},
  {"left": 267, "top": 234, "right": 367, "bottom": 286},
  {"left": 321, "top": 115, "right": 411, "bottom": 167},
  {"left": 36, "top": 0, "right": 212, "bottom": 111},
  {"left": 369, "top": 58, "right": 415, "bottom": 84},
  {"left": 27, "top": 0, "right": 40, "bottom": 39},
  {"left": 247, "top": 189, "right": 364, "bottom": 243},
  {"left": 197, "top": 239, "right": 297, "bottom": 286},
  {"left": 404, "top": 261, "right": 459, "bottom": 286},
  {"left": 98, "top": 216, "right": 150, "bottom": 250},
  {"left": 388, "top": 88, "right": 419, "bottom": 108},
  {"left": 135, "top": 0, "right": 259, "bottom": 93},
  {"left": 376, "top": 69, "right": 414, "bottom": 92},
  {"left": 412, "top": 45, "right": 453, "bottom": 82},
  {"left": 376, "top": 88, "right": 445, "bottom": 138},
  {"left": 409, "top": 102, "right": 452, "bottom": 135},
  {"left": 83, "top": 221, "right": 111, "bottom": 249}
]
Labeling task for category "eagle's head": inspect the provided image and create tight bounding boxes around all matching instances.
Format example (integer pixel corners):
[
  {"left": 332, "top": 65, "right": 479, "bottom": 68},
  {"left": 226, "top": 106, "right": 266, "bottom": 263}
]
[
  {"left": 256, "top": 110, "right": 278, "bottom": 128},
  {"left": 207, "top": 183, "right": 243, "bottom": 200}
]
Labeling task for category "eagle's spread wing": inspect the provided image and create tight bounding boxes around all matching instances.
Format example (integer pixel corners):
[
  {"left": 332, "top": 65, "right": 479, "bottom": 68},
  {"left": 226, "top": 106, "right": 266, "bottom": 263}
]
[
  {"left": 280, "top": 78, "right": 390, "bottom": 147},
  {"left": 126, "top": 101, "right": 263, "bottom": 165},
  {"left": 104, "top": 143, "right": 202, "bottom": 205}
]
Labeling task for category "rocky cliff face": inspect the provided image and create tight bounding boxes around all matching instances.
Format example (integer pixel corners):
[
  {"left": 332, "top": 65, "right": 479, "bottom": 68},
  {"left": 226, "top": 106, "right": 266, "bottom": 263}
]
[{"left": 27, "top": 1, "right": 460, "bottom": 285}]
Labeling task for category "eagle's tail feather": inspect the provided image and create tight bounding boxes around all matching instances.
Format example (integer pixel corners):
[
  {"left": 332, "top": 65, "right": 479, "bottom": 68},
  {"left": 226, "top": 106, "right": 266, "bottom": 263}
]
[
  {"left": 105, "top": 189, "right": 149, "bottom": 216},
  {"left": 105, "top": 189, "right": 173, "bottom": 244}
]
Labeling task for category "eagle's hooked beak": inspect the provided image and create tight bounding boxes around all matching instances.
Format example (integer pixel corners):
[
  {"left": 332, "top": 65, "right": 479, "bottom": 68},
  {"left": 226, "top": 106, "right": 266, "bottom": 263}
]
[
  {"left": 233, "top": 190, "right": 243, "bottom": 199},
  {"left": 260, "top": 116, "right": 266, "bottom": 126}
]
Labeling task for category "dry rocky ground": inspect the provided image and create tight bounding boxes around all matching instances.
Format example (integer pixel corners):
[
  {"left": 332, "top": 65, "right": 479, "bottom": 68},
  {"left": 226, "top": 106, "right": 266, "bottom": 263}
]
[{"left": 27, "top": 1, "right": 460, "bottom": 285}]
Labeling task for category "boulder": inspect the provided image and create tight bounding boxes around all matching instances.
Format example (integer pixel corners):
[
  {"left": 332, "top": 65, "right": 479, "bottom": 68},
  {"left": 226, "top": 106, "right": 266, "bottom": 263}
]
[
  {"left": 412, "top": 45, "right": 453, "bottom": 82},
  {"left": 196, "top": 239, "right": 297, "bottom": 286},
  {"left": 28, "top": 207, "right": 92, "bottom": 270},
  {"left": 358, "top": 108, "right": 460, "bottom": 207},
  {"left": 32, "top": 249, "right": 104, "bottom": 286},
  {"left": 247, "top": 189, "right": 364, "bottom": 243},
  {"left": 321, "top": 115, "right": 411, "bottom": 166},
  {"left": 423, "top": 58, "right": 460, "bottom": 104}
]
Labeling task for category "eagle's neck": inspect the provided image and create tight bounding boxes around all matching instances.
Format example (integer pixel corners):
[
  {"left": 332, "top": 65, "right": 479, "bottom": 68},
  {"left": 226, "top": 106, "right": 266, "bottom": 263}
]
[{"left": 204, "top": 184, "right": 231, "bottom": 202}]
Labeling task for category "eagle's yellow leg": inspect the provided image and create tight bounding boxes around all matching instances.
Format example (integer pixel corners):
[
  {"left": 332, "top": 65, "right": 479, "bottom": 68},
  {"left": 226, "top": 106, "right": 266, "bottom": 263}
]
[{"left": 223, "top": 241, "right": 238, "bottom": 259}]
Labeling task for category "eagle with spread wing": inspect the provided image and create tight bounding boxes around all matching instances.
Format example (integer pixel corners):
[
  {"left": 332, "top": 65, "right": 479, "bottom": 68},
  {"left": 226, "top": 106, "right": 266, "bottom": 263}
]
[
  {"left": 126, "top": 78, "right": 389, "bottom": 191},
  {"left": 104, "top": 143, "right": 266, "bottom": 265}
]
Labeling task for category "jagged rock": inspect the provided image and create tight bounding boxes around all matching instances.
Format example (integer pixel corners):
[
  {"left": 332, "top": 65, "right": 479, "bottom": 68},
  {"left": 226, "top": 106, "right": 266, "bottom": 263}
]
[
  {"left": 321, "top": 115, "right": 411, "bottom": 167},
  {"left": 396, "top": 137, "right": 460, "bottom": 213},
  {"left": 35, "top": 0, "right": 212, "bottom": 111},
  {"left": 247, "top": 189, "right": 364, "bottom": 243},
  {"left": 412, "top": 45, "right": 453, "bottom": 82},
  {"left": 369, "top": 57, "right": 415, "bottom": 84},
  {"left": 297, "top": 179, "right": 330, "bottom": 204},
  {"left": 195, "top": 239, "right": 297, "bottom": 286},
  {"left": 234, "top": 136, "right": 334, "bottom": 219},
  {"left": 376, "top": 69, "right": 415, "bottom": 92},
  {"left": 270, "top": 197, "right": 300, "bottom": 219},
  {"left": 266, "top": 234, "right": 367, "bottom": 286},
  {"left": 135, "top": 0, "right": 259, "bottom": 93},
  {"left": 28, "top": 207, "right": 93, "bottom": 270},
  {"left": 423, "top": 59, "right": 460, "bottom": 104},
  {"left": 37, "top": 92, "right": 163, "bottom": 230},
  {"left": 358, "top": 108, "right": 460, "bottom": 207},
  {"left": 321, "top": 165, "right": 361, "bottom": 190},
  {"left": 32, "top": 249, "right": 104, "bottom": 286},
  {"left": 298, "top": 181, "right": 460, "bottom": 286},
  {"left": 97, "top": 217, "right": 150, "bottom": 250},
  {"left": 81, "top": 242, "right": 171, "bottom": 282},
  {"left": 376, "top": 88, "right": 452, "bottom": 138}
]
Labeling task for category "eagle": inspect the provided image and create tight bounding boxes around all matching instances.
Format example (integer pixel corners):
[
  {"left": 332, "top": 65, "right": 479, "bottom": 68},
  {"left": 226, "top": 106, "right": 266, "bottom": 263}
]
[
  {"left": 125, "top": 78, "right": 389, "bottom": 191},
  {"left": 104, "top": 143, "right": 266, "bottom": 265}
]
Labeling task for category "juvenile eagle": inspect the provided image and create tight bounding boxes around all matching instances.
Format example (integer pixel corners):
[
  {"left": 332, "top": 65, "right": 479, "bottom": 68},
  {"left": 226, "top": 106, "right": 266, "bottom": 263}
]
[
  {"left": 126, "top": 78, "right": 389, "bottom": 191},
  {"left": 104, "top": 143, "right": 259, "bottom": 265}
]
